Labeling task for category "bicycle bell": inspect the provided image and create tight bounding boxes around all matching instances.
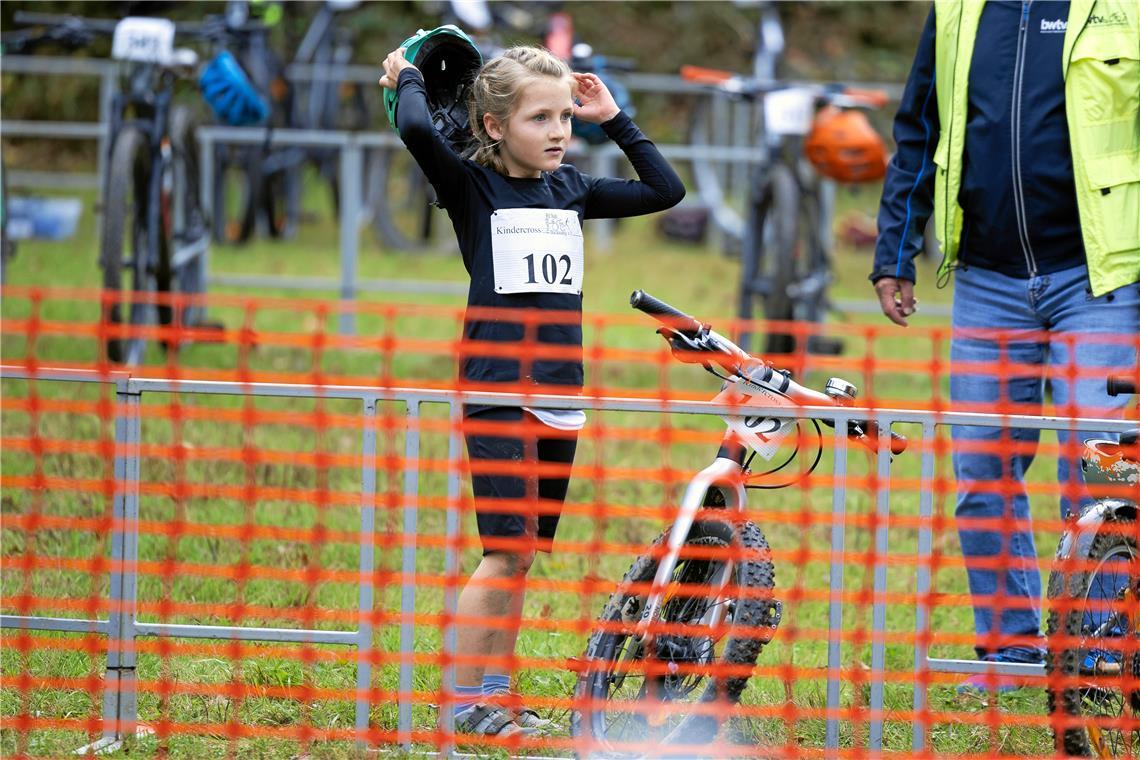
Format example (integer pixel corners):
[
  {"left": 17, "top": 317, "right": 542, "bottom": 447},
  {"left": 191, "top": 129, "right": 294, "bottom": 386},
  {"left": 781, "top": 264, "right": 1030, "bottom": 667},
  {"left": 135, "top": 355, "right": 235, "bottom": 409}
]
[{"left": 824, "top": 378, "right": 857, "bottom": 405}]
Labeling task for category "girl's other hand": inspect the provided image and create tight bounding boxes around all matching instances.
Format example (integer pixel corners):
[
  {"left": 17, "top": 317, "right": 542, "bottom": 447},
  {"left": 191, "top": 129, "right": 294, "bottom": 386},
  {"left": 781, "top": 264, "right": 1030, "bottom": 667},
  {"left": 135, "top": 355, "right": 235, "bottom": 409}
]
[
  {"left": 378, "top": 47, "right": 416, "bottom": 90},
  {"left": 571, "top": 72, "right": 621, "bottom": 124}
]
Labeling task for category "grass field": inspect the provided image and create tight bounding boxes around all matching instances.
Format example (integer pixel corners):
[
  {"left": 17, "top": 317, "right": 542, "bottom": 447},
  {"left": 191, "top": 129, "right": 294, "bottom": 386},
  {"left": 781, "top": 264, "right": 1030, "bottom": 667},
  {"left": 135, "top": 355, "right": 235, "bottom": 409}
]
[{"left": 0, "top": 179, "right": 1070, "bottom": 757}]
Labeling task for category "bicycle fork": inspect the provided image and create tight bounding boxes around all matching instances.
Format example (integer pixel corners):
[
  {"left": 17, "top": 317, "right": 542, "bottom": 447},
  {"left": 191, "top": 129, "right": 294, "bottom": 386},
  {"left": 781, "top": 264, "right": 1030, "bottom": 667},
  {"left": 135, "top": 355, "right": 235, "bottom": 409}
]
[{"left": 629, "top": 457, "right": 750, "bottom": 645}]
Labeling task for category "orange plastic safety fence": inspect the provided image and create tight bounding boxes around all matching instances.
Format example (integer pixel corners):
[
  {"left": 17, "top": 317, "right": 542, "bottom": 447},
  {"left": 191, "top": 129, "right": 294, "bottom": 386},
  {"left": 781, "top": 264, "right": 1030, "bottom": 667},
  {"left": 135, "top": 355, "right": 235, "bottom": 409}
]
[{"left": 1, "top": 286, "right": 1138, "bottom": 758}]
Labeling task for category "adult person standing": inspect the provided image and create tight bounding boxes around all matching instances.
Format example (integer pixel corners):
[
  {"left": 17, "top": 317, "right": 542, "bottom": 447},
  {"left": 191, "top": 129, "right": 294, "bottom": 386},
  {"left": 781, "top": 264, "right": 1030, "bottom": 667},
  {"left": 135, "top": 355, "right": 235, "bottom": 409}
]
[{"left": 870, "top": 0, "right": 1140, "bottom": 692}]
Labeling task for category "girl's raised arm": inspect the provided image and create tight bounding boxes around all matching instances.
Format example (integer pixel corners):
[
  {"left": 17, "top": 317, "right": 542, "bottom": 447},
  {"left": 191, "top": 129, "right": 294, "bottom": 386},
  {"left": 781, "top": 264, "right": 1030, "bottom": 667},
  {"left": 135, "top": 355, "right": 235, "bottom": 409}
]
[{"left": 380, "top": 49, "right": 468, "bottom": 210}]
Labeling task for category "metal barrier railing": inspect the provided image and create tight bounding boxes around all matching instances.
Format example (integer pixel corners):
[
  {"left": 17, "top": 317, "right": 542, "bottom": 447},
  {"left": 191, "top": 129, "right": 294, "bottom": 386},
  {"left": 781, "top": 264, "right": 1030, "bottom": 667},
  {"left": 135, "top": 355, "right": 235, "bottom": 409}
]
[{"left": 1, "top": 363, "right": 1132, "bottom": 754}]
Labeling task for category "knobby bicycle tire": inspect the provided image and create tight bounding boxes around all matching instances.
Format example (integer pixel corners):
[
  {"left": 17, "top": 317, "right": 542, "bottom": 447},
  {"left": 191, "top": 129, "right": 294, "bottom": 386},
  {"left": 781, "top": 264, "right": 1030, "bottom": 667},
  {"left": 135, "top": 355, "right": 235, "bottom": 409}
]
[
  {"left": 571, "top": 519, "right": 779, "bottom": 758},
  {"left": 1046, "top": 517, "right": 1140, "bottom": 757},
  {"left": 101, "top": 126, "right": 170, "bottom": 365}
]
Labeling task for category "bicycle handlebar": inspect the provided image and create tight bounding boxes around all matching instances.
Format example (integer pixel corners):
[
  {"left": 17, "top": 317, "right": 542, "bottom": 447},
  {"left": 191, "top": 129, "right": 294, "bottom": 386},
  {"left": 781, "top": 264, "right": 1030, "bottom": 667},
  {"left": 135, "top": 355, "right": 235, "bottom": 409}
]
[
  {"left": 630, "top": 289, "right": 907, "bottom": 455},
  {"left": 1108, "top": 376, "right": 1137, "bottom": 397},
  {"left": 680, "top": 64, "right": 888, "bottom": 109},
  {"left": 13, "top": 12, "right": 120, "bottom": 34},
  {"left": 11, "top": 12, "right": 255, "bottom": 43}
]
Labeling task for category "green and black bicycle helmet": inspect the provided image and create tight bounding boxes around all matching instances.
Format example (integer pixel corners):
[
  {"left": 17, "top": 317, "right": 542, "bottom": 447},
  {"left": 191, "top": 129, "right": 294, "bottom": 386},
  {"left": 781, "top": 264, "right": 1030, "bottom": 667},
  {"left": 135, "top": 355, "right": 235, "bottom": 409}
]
[{"left": 384, "top": 25, "right": 483, "bottom": 154}]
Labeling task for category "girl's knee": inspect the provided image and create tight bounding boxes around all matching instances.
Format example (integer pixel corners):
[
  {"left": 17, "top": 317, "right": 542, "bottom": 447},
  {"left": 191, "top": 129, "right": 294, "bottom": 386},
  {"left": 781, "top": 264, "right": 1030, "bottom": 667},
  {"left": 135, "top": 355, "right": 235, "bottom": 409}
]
[{"left": 482, "top": 550, "right": 536, "bottom": 577}]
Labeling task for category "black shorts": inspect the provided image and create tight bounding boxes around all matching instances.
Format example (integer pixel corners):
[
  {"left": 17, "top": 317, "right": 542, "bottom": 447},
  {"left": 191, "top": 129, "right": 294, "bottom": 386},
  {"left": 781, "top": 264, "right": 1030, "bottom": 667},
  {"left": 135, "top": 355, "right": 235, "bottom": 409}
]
[{"left": 463, "top": 406, "right": 578, "bottom": 555}]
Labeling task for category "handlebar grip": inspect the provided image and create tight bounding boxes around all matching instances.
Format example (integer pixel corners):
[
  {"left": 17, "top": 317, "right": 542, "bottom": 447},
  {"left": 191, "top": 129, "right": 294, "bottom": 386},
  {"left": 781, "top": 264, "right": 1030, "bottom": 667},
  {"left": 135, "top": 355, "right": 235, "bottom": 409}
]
[
  {"left": 13, "top": 12, "right": 119, "bottom": 33},
  {"left": 843, "top": 86, "right": 890, "bottom": 108},
  {"left": 1108, "top": 376, "right": 1137, "bottom": 397},
  {"left": 680, "top": 64, "right": 734, "bottom": 85},
  {"left": 630, "top": 290, "right": 705, "bottom": 337}
]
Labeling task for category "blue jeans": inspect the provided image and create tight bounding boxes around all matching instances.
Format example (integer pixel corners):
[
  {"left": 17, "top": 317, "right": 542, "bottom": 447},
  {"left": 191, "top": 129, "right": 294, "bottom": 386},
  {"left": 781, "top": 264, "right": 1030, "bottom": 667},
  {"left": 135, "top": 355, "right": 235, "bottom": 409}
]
[{"left": 950, "top": 264, "right": 1139, "bottom": 660}]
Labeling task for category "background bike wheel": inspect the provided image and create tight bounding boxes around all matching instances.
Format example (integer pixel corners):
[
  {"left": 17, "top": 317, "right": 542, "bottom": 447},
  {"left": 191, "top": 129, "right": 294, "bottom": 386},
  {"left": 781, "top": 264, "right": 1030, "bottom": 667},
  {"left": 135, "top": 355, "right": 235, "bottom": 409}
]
[
  {"left": 211, "top": 147, "right": 259, "bottom": 245},
  {"left": 1046, "top": 517, "right": 1140, "bottom": 757},
  {"left": 365, "top": 147, "right": 437, "bottom": 252},
  {"left": 101, "top": 126, "right": 169, "bottom": 365},
  {"left": 571, "top": 519, "right": 779, "bottom": 758},
  {"left": 756, "top": 162, "right": 820, "bottom": 357},
  {"left": 169, "top": 106, "right": 209, "bottom": 330}
]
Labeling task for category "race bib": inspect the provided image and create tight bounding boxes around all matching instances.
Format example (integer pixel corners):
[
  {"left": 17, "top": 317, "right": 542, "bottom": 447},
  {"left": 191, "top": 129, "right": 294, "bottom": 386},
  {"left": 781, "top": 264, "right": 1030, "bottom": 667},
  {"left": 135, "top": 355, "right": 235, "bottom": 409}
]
[{"left": 491, "top": 208, "right": 584, "bottom": 295}]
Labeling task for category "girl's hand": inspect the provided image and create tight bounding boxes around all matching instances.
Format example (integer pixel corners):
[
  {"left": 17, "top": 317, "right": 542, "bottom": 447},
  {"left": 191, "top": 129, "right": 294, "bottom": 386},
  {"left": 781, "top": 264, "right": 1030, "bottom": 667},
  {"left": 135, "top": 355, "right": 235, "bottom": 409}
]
[
  {"left": 378, "top": 47, "right": 416, "bottom": 90},
  {"left": 572, "top": 72, "right": 621, "bottom": 124}
]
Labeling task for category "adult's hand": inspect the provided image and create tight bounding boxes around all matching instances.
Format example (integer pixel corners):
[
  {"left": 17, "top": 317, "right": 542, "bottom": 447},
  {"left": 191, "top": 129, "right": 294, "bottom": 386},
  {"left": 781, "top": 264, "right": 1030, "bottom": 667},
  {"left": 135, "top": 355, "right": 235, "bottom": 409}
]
[{"left": 874, "top": 277, "right": 918, "bottom": 327}]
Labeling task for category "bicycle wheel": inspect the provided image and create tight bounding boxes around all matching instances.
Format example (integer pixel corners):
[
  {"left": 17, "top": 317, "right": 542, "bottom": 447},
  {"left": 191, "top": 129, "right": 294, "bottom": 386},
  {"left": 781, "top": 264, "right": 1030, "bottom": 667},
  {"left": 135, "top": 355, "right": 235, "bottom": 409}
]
[
  {"left": 1046, "top": 517, "right": 1140, "bottom": 757},
  {"left": 366, "top": 147, "right": 437, "bottom": 251},
  {"left": 739, "top": 163, "right": 799, "bottom": 356},
  {"left": 101, "top": 126, "right": 168, "bottom": 365},
  {"left": 169, "top": 106, "right": 209, "bottom": 329},
  {"left": 571, "top": 519, "right": 779, "bottom": 758},
  {"left": 211, "top": 146, "right": 259, "bottom": 245}
]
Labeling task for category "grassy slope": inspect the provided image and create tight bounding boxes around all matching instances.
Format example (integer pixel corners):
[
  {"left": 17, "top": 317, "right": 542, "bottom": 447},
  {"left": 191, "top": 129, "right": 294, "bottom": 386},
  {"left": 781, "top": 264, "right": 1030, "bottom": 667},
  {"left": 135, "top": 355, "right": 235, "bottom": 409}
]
[{"left": 0, "top": 180, "right": 1063, "bottom": 757}]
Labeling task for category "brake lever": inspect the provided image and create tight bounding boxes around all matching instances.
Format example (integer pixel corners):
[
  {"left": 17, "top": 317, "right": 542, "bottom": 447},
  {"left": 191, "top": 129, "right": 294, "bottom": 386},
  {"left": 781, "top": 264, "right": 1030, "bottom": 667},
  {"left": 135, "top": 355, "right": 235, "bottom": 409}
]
[{"left": 657, "top": 327, "right": 712, "bottom": 365}]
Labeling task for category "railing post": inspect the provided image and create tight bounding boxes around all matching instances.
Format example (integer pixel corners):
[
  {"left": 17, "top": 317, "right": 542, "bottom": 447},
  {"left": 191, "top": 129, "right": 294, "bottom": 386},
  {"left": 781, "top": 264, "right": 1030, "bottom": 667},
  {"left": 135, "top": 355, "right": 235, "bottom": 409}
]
[
  {"left": 825, "top": 418, "right": 849, "bottom": 750},
  {"left": 398, "top": 401, "right": 422, "bottom": 748},
  {"left": 439, "top": 401, "right": 463, "bottom": 759},
  {"left": 868, "top": 414, "right": 894, "bottom": 750},
  {"left": 199, "top": 131, "right": 214, "bottom": 224},
  {"left": 913, "top": 419, "right": 937, "bottom": 753},
  {"left": 338, "top": 138, "right": 362, "bottom": 336},
  {"left": 76, "top": 377, "right": 143, "bottom": 756},
  {"left": 356, "top": 398, "right": 378, "bottom": 748}
]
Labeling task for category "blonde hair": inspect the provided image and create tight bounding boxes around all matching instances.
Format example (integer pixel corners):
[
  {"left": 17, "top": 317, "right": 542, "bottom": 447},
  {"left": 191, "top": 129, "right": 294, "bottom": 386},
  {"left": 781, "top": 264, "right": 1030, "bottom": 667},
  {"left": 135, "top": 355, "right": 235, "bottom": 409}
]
[{"left": 467, "top": 46, "right": 573, "bottom": 175}]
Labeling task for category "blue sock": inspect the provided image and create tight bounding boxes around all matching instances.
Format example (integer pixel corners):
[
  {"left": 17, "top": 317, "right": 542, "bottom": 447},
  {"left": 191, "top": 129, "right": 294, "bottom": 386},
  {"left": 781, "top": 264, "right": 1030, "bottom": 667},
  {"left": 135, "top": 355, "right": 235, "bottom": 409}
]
[
  {"left": 482, "top": 673, "right": 510, "bottom": 696},
  {"left": 453, "top": 684, "right": 483, "bottom": 719}
]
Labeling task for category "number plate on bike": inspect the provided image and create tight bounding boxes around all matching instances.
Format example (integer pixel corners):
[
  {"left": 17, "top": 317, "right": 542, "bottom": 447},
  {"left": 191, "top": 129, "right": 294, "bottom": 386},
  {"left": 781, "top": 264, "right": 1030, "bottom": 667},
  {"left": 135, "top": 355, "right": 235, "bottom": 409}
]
[
  {"left": 764, "top": 89, "right": 815, "bottom": 136},
  {"left": 491, "top": 209, "right": 584, "bottom": 296},
  {"left": 715, "top": 384, "right": 795, "bottom": 460},
  {"left": 112, "top": 17, "right": 175, "bottom": 64}
]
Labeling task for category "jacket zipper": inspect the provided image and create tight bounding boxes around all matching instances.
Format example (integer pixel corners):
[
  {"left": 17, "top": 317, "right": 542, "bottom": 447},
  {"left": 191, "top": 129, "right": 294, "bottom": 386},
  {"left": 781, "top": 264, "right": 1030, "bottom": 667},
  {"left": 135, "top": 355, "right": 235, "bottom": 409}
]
[{"left": 1011, "top": 0, "right": 1039, "bottom": 277}]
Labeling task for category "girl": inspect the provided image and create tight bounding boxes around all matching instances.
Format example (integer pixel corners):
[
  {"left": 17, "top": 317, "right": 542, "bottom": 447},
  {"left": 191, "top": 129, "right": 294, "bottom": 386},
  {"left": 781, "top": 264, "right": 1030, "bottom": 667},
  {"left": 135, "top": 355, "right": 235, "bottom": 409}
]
[{"left": 379, "top": 42, "right": 685, "bottom": 738}]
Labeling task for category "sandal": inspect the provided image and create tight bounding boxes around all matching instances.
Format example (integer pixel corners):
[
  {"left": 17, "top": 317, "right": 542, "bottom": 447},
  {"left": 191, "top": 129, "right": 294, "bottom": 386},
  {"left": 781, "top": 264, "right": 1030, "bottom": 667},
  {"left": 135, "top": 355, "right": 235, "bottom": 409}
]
[
  {"left": 452, "top": 703, "right": 533, "bottom": 737},
  {"left": 483, "top": 691, "right": 552, "bottom": 733},
  {"left": 511, "top": 706, "right": 551, "bottom": 732}
]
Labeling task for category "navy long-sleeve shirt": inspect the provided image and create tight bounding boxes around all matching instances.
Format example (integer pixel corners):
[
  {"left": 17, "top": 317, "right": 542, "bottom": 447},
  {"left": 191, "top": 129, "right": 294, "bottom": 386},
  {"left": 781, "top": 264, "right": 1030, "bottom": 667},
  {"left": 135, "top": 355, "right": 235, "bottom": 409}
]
[
  {"left": 395, "top": 68, "right": 685, "bottom": 390},
  {"left": 872, "top": 2, "right": 1084, "bottom": 284}
]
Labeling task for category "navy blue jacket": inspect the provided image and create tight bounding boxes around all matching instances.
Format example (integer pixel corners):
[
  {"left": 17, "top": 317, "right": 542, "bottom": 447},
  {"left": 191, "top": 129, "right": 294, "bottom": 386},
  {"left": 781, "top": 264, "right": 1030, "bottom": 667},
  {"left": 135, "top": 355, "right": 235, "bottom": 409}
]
[{"left": 872, "top": 2, "right": 1085, "bottom": 285}]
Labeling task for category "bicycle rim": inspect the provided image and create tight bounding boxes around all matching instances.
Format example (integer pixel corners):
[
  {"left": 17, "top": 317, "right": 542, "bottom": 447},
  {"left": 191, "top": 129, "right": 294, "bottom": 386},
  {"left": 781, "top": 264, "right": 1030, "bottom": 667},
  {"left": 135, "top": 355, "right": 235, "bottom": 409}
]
[{"left": 1048, "top": 523, "right": 1140, "bottom": 757}]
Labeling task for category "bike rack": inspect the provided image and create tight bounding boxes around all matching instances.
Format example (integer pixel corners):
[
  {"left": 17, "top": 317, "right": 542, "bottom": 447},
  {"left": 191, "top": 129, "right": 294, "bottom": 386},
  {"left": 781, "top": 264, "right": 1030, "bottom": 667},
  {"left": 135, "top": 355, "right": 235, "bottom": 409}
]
[{"left": 3, "top": 363, "right": 1135, "bottom": 754}]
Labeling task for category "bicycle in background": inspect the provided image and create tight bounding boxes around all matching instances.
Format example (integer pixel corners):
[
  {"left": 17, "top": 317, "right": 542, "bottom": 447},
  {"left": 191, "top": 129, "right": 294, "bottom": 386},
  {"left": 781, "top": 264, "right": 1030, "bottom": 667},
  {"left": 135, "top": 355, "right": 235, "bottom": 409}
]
[
  {"left": 571, "top": 290, "right": 906, "bottom": 757},
  {"left": 209, "top": 0, "right": 367, "bottom": 245},
  {"left": 682, "top": 64, "right": 887, "bottom": 358},
  {"left": 12, "top": 12, "right": 221, "bottom": 365},
  {"left": 1046, "top": 375, "right": 1140, "bottom": 757}
]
